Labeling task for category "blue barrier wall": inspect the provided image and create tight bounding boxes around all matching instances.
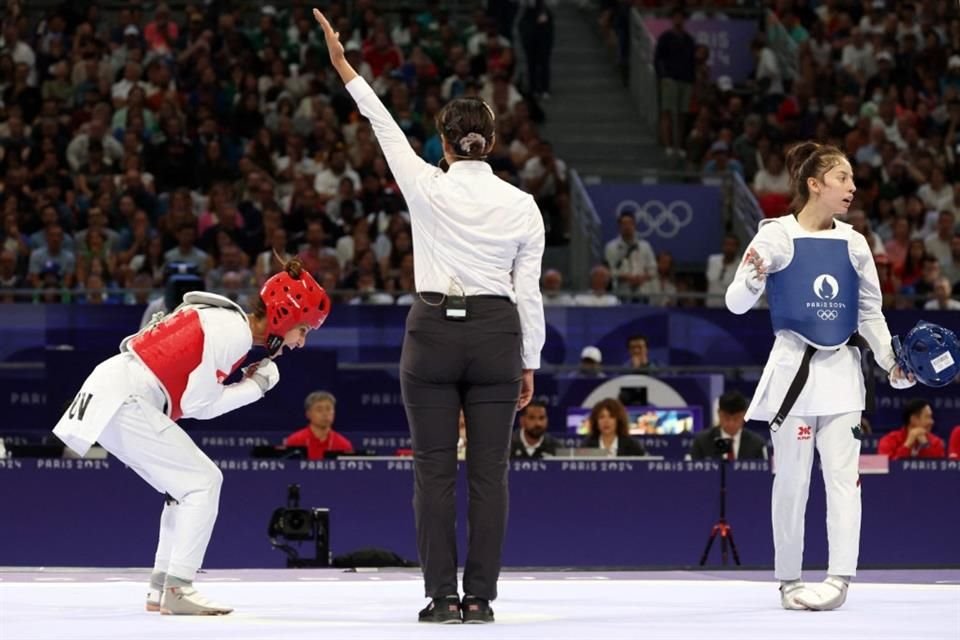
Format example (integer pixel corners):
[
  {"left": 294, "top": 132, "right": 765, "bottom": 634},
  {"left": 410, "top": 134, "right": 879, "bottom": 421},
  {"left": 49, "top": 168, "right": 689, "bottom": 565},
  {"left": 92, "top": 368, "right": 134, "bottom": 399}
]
[{"left": 1, "top": 459, "right": 957, "bottom": 568}]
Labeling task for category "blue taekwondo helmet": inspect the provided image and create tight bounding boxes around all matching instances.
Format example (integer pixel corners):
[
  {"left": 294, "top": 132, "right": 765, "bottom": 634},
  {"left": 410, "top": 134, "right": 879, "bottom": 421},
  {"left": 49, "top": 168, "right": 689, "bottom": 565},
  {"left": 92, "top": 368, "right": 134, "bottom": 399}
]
[{"left": 892, "top": 321, "right": 960, "bottom": 388}]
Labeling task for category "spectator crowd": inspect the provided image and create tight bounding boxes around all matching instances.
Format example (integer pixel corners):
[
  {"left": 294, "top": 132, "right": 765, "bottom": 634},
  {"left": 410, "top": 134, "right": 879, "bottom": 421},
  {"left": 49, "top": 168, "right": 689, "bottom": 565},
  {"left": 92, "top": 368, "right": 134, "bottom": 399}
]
[
  {"left": 644, "top": 0, "right": 960, "bottom": 309},
  {"left": 0, "top": 0, "right": 569, "bottom": 308},
  {"left": 1, "top": 0, "right": 958, "bottom": 315}
]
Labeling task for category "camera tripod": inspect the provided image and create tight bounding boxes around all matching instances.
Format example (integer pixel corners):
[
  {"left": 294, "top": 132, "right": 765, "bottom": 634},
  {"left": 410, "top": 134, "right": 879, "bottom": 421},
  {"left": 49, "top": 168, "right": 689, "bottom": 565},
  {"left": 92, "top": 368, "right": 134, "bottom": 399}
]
[{"left": 699, "top": 452, "right": 741, "bottom": 566}]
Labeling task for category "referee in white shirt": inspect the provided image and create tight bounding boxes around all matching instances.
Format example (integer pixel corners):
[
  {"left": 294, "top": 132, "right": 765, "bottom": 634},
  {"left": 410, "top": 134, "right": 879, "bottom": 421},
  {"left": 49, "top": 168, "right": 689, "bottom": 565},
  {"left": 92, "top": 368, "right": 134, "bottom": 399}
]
[{"left": 314, "top": 10, "right": 546, "bottom": 624}]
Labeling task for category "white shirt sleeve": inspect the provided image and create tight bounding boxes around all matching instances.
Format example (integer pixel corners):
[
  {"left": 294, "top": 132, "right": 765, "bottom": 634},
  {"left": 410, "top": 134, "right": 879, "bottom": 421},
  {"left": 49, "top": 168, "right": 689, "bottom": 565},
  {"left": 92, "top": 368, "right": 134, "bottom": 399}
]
[
  {"left": 725, "top": 220, "right": 791, "bottom": 314},
  {"left": 841, "top": 45, "right": 857, "bottom": 69},
  {"left": 604, "top": 239, "right": 620, "bottom": 269},
  {"left": 705, "top": 254, "right": 722, "bottom": 284},
  {"left": 345, "top": 77, "right": 436, "bottom": 200},
  {"left": 514, "top": 198, "right": 547, "bottom": 370},
  {"left": 638, "top": 241, "right": 657, "bottom": 277},
  {"left": 850, "top": 231, "right": 896, "bottom": 371},
  {"left": 520, "top": 157, "right": 544, "bottom": 185},
  {"left": 66, "top": 135, "right": 85, "bottom": 172},
  {"left": 180, "top": 308, "right": 262, "bottom": 420}
]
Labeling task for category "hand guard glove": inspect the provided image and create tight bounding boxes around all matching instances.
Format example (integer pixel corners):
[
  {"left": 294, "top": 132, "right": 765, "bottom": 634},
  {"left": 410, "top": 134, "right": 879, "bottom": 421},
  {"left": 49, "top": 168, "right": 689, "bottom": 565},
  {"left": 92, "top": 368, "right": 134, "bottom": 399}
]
[{"left": 244, "top": 358, "right": 280, "bottom": 394}]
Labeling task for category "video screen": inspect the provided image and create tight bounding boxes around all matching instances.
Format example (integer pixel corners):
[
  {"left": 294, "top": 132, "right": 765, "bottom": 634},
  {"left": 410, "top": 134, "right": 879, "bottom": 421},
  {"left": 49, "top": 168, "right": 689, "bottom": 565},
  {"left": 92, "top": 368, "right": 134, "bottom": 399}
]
[{"left": 566, "top": 406, "right": 703, "bottom": 436}]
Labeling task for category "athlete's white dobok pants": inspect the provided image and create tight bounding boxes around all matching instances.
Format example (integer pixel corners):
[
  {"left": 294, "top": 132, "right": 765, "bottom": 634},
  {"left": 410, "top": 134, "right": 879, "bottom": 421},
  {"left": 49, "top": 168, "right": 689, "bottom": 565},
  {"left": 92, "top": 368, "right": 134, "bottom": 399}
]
[
  {"left": 97, "top": 396, "right": 222, "bottom": 582},
  {"left": 771, "top": 412, "right": 862, "bottom": 581}
]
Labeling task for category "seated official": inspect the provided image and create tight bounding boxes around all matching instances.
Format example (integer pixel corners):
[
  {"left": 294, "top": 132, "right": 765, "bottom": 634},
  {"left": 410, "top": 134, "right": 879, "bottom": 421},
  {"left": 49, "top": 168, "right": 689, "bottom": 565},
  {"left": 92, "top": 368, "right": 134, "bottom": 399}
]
[
  {"left": 284, "top": 391, "right": 354, "bottom": 460},
  {"left": 877, "top": 399, "right": 945, "bottom": 460},
  {"left": 579, "top": 398, "right": 647, "bottom": 457},
  {"left": 511, "top": 399, "right": 559, "bottom": 459},
  {"left": 566, "top": 345, "right": 606, "bottom": 379},
  {"left": 689, "top": 391, "right": 767, "bottom": 461},
  {"left": 624, "top": 334, "right": 656, "bottom": 372}
]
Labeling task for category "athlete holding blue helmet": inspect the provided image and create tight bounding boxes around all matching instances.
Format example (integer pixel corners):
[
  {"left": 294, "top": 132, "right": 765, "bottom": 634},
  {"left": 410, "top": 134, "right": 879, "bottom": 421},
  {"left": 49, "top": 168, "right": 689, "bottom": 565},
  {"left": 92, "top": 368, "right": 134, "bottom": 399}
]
[
  {"left": 726, "top": 142, "right": 917, "bottom": 612},
  {"left": 893, "top": 321, "right": 960, "bottom": 388}
]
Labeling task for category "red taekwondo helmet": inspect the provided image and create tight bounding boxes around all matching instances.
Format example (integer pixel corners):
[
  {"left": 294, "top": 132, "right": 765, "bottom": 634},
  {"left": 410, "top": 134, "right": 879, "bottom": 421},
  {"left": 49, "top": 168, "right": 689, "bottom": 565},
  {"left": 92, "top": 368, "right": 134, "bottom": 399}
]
[{"left": 259, "top": 268, "right": 331, "bottom": 354}]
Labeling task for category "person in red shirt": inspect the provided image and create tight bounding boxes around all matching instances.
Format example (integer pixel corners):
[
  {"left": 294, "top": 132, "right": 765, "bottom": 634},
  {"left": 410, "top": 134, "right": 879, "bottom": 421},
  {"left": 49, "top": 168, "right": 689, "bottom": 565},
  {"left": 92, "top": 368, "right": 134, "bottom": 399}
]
[
  {"left": 362, "top": 32, "right": 403, "bottom": 79},
  {"left": 143, "top": 3, "right": 179, "bottom": 55},
  {"left": 948, "top": 426, "right": 960, "bottom": 459},
  {"left": 877, "top": 399, "right": 946, "bottom": 460},
  {"left": 284, "top": 391, "right": 354, "bottom": 460}
]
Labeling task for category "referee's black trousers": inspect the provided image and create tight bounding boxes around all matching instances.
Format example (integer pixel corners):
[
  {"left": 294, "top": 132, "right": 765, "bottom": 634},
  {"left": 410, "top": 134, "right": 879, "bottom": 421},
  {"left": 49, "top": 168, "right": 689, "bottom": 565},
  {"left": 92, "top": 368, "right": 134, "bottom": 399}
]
[{"left": 400, "top": 296, "right": 523, "bottom": 601}]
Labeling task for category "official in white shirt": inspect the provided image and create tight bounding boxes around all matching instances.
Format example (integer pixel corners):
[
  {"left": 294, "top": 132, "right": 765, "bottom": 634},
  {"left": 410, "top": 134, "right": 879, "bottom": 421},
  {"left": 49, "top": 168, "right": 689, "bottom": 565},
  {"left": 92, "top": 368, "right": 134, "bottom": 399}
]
[
  {"left": 604, "top": 212, "right": 656, "bottom": 298},
  {"left": 314, "top": 10, "right": 545, "bottom": 625},
  {"left": 705, "top": 233, "right": 742, "bottom": 308}
]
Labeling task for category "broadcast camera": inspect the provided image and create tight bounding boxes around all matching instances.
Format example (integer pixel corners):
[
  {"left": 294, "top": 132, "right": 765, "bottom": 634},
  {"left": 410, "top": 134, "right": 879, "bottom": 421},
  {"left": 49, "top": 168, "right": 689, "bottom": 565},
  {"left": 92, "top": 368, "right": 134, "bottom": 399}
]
[{"left": 268, "top": 484, "right": 330, "bottom": 567}]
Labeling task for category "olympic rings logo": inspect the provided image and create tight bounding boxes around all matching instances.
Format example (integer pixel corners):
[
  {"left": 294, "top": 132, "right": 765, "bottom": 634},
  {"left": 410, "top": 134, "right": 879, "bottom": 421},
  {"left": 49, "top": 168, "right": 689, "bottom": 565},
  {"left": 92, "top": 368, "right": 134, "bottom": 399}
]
[
  {"left": 616, "top": 199, "right": 694, "bottom": 239},
  {"left": 817, "top": 310, "right": 839, "bottom": 321}
]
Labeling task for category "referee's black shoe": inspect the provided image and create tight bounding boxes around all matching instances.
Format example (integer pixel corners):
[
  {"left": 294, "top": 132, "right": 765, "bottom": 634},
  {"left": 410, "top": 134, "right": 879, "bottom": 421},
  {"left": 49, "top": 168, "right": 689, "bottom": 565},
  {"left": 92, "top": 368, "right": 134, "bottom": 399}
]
[
  {"left": 418, "top": 595, "right": 462, "bottom": 623},
  {"left": 461, "top": 596, "right": 494, "bottom": 624}
]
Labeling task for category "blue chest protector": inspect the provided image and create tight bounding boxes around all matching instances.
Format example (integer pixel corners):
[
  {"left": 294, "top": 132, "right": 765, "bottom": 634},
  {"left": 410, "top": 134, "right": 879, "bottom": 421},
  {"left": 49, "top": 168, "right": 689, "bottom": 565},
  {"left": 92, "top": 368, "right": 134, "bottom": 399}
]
[{"left": 766, "top": 237, "right": 859, "bottom": 348}]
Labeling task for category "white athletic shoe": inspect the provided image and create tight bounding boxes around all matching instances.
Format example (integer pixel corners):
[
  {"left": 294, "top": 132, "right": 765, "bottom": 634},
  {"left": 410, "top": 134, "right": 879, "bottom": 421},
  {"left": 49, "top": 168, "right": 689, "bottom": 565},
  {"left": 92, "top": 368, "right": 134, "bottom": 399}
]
[
  {"left": 146, "top": 588, "right": 162, "bottom": 612},
  {"left": 160, "top": 585, "right": 233, "bottom": 615},
  {"left": 779, "top": 580, "right": 810, "bottom": 610},
  {"left": 795, "top": 576, "right": 849, "bottom": 611}
]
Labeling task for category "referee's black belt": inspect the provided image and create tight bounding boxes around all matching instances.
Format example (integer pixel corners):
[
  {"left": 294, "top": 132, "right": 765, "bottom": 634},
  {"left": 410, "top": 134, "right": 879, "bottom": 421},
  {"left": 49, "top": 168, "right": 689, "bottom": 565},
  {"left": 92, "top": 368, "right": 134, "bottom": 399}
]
[
  {"left": 770, "top": 332, "right": 874, "bottom": 430},
  {"left": 418, "top": 291, "right": 512, "bottom": 302}
]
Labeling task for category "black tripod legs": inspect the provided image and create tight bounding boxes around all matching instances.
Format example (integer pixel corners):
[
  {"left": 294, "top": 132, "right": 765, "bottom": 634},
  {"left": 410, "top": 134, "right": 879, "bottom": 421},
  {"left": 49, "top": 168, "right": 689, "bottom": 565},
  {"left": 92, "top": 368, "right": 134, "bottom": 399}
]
[{"left": 699, "top": 520, "right": 741, "bottom": 566}]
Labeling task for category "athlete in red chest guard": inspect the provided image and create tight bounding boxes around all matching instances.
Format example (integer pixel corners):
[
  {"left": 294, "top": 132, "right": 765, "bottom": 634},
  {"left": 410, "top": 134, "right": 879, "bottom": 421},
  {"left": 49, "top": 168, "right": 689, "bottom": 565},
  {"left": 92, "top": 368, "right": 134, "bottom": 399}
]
[{"left": 53, "top": 258, "right": 330, "bottom": 615}]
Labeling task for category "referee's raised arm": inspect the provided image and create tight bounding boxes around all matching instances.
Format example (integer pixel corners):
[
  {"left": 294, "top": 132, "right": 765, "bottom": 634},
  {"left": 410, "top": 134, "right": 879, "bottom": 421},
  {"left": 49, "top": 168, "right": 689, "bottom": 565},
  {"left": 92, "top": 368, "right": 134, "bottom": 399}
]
[
  {"left": 314, "top": 7, "right": 546, "bottom": 624},
  {"left": 313, "top": 9, "right": 432, "bottom": 196}
]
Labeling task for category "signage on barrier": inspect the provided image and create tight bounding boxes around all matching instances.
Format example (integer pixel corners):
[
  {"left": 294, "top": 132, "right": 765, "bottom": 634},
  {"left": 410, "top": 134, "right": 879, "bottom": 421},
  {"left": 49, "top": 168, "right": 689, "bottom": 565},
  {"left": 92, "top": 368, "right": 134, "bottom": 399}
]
[
  {"left": 585, "top": 184, "right": 724, "bottom": 266},
  {"left": 644, "top": 17, "right": 759, "bottom": 82}
]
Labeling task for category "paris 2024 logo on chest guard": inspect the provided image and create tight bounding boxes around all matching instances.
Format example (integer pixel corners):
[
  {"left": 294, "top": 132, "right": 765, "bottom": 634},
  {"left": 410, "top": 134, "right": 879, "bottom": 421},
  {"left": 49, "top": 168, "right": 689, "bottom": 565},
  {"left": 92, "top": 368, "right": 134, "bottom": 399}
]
[{"left": 809, "top": 274, "right": 844, "bottom": 321}]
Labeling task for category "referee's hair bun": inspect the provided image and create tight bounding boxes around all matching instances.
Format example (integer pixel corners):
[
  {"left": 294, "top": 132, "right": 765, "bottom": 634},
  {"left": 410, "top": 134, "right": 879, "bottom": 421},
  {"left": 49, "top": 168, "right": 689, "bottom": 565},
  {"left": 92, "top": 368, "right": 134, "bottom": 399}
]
[
  {"left": 458, "top": 132, "right": 487, "bottom": 154},
  {"left": 436, "top": 97, "right": 496, "bottom": 159}
]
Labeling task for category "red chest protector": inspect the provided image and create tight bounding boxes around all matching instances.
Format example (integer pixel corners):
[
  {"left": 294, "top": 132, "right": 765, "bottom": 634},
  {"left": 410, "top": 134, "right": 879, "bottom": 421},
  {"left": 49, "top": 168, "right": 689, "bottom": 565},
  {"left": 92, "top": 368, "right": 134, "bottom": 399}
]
[{"left": 127, "top": 308, "right": 205, "bottom": 421}]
